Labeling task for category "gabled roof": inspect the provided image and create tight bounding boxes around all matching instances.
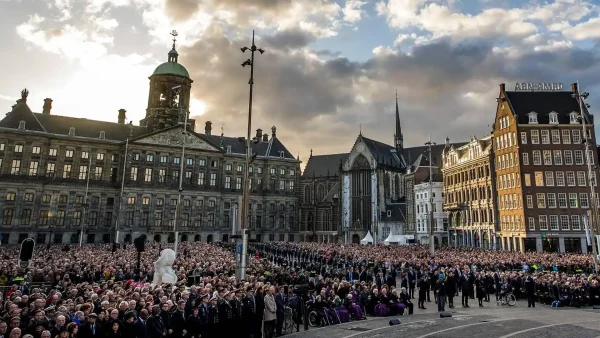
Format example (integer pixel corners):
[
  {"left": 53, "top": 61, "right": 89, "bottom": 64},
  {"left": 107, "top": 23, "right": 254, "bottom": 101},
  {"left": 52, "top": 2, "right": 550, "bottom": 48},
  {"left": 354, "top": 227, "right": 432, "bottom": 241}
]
[
  {"left": 403, "top": 143, "right": 465, "bottom": 168},
  {"left": 0, "top": 101, "right": 147, "bottom": 141},
  {"left": 303, "top": 153, "right": 348, "bottom": 178},
  {"left": 204, "top": 134, "right": 296, "bottom": 160},
  {"left": 505, "top": 91, "right": 593, "bottom": 124}
]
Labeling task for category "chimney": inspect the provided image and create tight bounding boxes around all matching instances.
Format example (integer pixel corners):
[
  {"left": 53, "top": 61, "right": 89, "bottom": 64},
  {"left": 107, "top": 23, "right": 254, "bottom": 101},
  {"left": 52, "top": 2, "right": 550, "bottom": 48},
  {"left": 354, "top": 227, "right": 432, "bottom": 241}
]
[
  {"left": 256, "top": 128, "right": 263, "bottom": 140},
  {"left": 42, "top": 98, "right": 53, "bottom": 115},
  {"left": 263, "top": 134, "right": 269, "bottom": 142},
  {"left": 571, "top": 83, "right": 578, "bottom": 93},
  {"left": 499, "top": 83, "right": 505, "bottom": 92},
  {"left": 118, "top": 109, "right": 126, "bottom": 124},
  {"left": 271, "top": 125, "right": 277, "bottom": 138},
  {"left": 205, "top": 121, "right": 212, "bottom": 135}
]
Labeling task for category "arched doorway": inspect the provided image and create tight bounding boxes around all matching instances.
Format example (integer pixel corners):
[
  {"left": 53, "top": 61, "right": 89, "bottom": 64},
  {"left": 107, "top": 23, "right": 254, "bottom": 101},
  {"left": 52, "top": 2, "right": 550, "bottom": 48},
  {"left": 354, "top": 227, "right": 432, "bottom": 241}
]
[
  {"left": 194, "top": 234, "right": 201, "bottom": 242},
  {"left": 206, "top": 234, "right": 213, "bottom": 243},
  {"left": 168, "top": 233, "right": 175, "bottom": 243},
  {"left": 124, "top": 234, "right": 132, "bottom": 243},
  {"left": 153, "top": 234, "right": 161, "bottom": 242},
  {"left": 181, "top": 234, "right": 188, "bottom": 242},
  {"left": 482, "top": 232, "right": 489, "bottom": 249},
  {"left": 352, "top": 234, "right": 360, "bottom": 244}
]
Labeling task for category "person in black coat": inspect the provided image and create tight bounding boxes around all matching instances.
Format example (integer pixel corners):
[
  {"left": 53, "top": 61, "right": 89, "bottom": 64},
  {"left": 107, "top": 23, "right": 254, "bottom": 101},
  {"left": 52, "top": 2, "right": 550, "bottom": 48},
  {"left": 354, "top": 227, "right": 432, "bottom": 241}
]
[
  {"left": 460, "top": 271, "right": 470, "bottom": 307},
  {"left": 275, "top": 287, "right": 286, "bottom": 336},
  {"left": 170, "top": 300, "right": 187, "bottom": 337},
  {"left": 445, "top": 273, "right": 456, "bottom": 309},
  {"left": 146, "top": 306, "right": 166, "bottom": 338},
  {"left": 417, "top": 275, "right": 428, "bottom": 309},
  {"left": 78, "top": 313, "right": 102, "bottom": 338},
  {"left": 254, "top": 287, "right": 265, "bottom": 338},
  {"left": 134, "top": 309, "right": 149, "bottom": 338},
  {"left": 185, "top": 308, "right": 201, "bottom": 338},
  {"left": 524, "top": 274, "right": 536, "bottom": 308}
]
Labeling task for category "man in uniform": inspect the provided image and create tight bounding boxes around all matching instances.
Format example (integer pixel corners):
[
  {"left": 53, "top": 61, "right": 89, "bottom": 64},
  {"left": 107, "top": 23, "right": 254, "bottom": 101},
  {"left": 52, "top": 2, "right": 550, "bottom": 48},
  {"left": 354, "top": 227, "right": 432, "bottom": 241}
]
[
  {"left": 241, "top": 287, "right": 256, "bottom": 338},
  {"left": 218, "top": 292, "right": 233, "bottom": 336},
  {"left": 198, "top": 294, "right": 209, "bottom": 338},
  {"left": 231, "top": 289, "right": 243, "bottom": 337},
  {"left": 207, "top": 297, "right": 219, "bottom": 338}
]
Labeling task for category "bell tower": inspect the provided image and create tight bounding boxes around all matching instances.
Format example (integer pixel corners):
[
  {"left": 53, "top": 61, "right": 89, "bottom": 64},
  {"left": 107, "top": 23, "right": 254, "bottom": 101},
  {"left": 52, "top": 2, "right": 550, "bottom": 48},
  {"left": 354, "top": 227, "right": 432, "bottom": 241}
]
[{"left": 140, "top": 30, "right": 194, "bottom": 133}]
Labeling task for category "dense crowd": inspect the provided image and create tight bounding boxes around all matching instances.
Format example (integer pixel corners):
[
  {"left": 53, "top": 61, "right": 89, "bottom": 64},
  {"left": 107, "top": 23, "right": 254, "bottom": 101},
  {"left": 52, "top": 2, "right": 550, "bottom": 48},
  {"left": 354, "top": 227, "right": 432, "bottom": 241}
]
[{"left": 0, "top": 241, "right": 598, "bottom": 338}]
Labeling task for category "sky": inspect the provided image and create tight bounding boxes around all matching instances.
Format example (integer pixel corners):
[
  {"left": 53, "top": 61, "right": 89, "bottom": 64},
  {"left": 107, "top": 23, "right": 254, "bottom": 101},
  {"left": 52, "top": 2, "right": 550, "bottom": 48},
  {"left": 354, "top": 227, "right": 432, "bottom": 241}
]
[{"left": 2, "top": 0, "right": 600, "bottom": 166}]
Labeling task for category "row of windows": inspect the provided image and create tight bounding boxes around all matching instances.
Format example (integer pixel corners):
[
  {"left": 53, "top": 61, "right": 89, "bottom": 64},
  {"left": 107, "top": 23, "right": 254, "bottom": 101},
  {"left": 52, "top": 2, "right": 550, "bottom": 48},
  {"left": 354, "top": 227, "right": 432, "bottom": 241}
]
[
  {"left": 527, "top": 111, "right": 580, "bottom": 124},
  {"left": 3, "top": 144, "right": 296, "bottom": 175},
  {"left": 522, "top": 150, "right": 593, "bottom": 167},
  {"left": 416, "top": 218, "right": 448, "bottom": 233},
  {"left": 523, "top": 128, "right": 590, "bottom": 145},
  {"left": 1, "top": 208, "right": 296, "bottom": 229},
  {"left": 525, "top": 193, "right": 599, "bottom": 209},
  {"left": 444, "top": 165, "right": 491, "bottom": 185},
  {"left": 4, "top": 191, "right": 296, "bottom": 212},
  {"left": 500, "top": 214, "right": 583, "bottom": 232},
  {"left": 523, "top": 171, "right": 597, "bottom": 188}
]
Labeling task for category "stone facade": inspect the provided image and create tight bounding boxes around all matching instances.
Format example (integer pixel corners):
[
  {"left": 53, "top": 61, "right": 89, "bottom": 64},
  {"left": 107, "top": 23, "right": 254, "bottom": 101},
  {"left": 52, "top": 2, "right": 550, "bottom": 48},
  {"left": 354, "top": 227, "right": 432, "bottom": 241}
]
[
  {"left": 442, "top": 135, "right": 498, "bottom": 249},
  {"left": 414, "top": 179, "right": 448, "bottom": 244},
  {"left": 0, "top": 46, "right": 300, "bottom": 246}
]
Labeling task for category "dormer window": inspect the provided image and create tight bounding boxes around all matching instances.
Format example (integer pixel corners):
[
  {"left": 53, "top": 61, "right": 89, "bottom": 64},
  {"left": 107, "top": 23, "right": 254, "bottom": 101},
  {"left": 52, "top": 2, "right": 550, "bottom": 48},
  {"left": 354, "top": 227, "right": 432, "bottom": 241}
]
[
  {"left": 570, "top": 112, "right": 580, "bottom": 124},
  {"left": 99, "top": 131, "right": 106, "bottom": 139},
  {"left": 549, "top": 112, "right": 558, "bottom": 124},
  {"left": 68, "top": 127, "right": 75, "bottom": 136},
  {"left": 279, "top": 151, "right": 284, "bottom": 158},
  {"left": 528, "top": 112, "right": 538, "bottom": 124},
  {"left": 18, "top": 120, "right": 25, "bottom": 130},
  {"left": 226, "top": 146, "right": 231, "bottom": 153}
]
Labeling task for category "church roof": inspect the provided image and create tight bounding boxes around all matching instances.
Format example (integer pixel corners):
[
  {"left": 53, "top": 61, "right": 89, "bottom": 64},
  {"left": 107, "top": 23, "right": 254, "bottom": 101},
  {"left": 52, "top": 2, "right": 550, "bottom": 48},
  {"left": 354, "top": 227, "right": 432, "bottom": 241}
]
[
  {"left": 361, "top": 136, "right": 404, "bottom": 168},
  {"left": 303, "top": 153, "right": 348, "bottom": 178}
]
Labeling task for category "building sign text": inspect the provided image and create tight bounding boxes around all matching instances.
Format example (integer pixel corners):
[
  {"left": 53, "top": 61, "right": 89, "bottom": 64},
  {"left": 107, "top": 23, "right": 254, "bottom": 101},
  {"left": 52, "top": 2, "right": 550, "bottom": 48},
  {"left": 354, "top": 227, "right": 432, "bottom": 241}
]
[{"left": 514, "top": 82, "right": 564, "bottom": 91}]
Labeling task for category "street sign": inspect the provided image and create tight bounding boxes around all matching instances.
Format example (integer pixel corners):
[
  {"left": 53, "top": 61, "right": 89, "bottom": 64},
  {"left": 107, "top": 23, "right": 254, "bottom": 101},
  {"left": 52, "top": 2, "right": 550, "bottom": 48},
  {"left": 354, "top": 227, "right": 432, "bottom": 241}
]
[{"left": 236, "top": 244, "right": 243, "bottom": 254}]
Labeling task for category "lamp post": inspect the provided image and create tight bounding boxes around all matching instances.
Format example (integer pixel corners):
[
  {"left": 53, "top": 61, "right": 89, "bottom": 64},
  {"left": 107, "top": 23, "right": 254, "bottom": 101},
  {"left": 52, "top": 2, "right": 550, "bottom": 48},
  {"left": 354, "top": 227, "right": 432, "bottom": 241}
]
[
  {"left": 425, "top": 134, "right": 436, "bottom": 257},
  {"left": 173, "top": 108, "right": 190, "bottom": 256},
  {"left": 115, "top": 137, "right": 129, "bottom": 244},
  {"left": 238, "top": 30, "right": 265, "bottom": 280},
  {"left": 573, "top": 84, "right": 599, "bottom": 273},
  {"left": 79, "top": 153, "right": 92, "bottom": 246}
]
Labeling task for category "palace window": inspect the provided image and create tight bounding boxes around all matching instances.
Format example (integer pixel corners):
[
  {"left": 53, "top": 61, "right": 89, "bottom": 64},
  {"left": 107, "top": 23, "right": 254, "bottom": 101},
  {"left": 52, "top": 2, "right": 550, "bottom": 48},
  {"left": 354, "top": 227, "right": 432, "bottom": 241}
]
[
  {"left": 549, "top": 112, "right": 558, "bottom": 124},
  {"left": 528, "top": 112, "right": 538, "bottom": 124}
]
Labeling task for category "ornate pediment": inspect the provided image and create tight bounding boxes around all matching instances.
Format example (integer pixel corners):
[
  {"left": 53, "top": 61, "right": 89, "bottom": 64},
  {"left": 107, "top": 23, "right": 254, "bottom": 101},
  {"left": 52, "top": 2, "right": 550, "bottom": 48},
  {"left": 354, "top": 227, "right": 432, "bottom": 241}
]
[{"left": 134, "top": 127, "right": 220, "bottom": 151}]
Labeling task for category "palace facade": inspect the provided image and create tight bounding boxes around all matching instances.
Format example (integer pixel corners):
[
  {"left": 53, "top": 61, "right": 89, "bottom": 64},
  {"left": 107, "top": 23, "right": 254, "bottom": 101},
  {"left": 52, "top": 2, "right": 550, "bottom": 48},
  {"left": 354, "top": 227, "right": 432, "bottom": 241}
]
[{"left": 0, "top": 43, "right": 300, "bottom": 245}]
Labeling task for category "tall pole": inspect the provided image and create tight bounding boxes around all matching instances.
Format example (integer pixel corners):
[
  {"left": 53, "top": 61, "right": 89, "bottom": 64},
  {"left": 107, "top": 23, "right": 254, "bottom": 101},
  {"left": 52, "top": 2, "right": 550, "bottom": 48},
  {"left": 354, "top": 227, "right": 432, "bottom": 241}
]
[
  {"left": 79, "top": 154, "right": 92, "bottom": 246},
  {"left": 239, "top": 30, "right": 264, "bottom": 280},
  {"left": 575, "top": 83, "right": 599, "bottom": 273},
  {"left": 115, "top": 138, "right": 129, "bottom": 244},
  {"left": 426, "top": 134, "right": 436, "bottom": 257},
  {"left": 173, "top": 108, "right": 189, "bottom": 256}
]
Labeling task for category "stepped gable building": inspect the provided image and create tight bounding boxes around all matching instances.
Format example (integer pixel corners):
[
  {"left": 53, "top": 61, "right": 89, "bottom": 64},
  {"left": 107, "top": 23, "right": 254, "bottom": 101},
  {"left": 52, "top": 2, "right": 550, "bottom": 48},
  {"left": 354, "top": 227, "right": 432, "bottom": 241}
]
[
  {"left": 299, "top": 96, "right": 465, "bottom": 243},
  {"left": 0, "top": 40, "right": 300, "bottom": 246},
  {"left": 492, "top": 82, "right": 598, "bottom": 253},
  {"left": 442, "top": 134, "right": 498, "bottom": 249}
]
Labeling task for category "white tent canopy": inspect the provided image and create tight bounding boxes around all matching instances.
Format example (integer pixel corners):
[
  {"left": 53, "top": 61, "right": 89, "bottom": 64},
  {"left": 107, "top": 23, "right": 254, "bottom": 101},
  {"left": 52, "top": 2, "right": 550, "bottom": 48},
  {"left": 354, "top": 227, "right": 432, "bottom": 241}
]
[
  {"left": 384, "top": 233, "right": 408, "bottom": 245},
  {"left": 360, "top": 231, "right": 374, "bottom": 245}
]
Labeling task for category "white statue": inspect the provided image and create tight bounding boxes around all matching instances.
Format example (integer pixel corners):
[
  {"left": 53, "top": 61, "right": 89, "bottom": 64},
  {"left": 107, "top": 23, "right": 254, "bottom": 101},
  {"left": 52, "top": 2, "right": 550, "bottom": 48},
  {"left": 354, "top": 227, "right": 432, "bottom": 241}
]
[{"left": 152, "top": 249, "right": 178, "bottom": 285}]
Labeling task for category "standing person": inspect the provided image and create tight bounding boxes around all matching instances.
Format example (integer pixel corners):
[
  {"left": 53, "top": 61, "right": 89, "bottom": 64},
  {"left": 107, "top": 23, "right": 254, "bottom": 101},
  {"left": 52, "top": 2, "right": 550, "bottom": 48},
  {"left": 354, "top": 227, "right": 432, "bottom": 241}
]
[
  {"left": 524, "top": 273, "right": 536, "bottom": 308},
  {"left": 146, "top": 306, "right": 166, "bottom": 338},
  {"left": 461, "top": 271, "right": 470, "bottom": 308},
  {"left": 435, "top": 274, "right": 446, "bottom": 312},
  {"left": 275, "top": 286, "right": 285, "bottom": 337},
  {"left": 254, "top": 287, "right": 265, "bottom": 338},
  {"left": 408, "top": 268, "right": 416, "bottom": 299},
  {"left": 476, "top": 275, "right": 485, "bottom": 307},
  {"left": 445, "top": 272, "right": 456, "bottom": 309},
  {"left": 417, "top": 275, "right": 427, "bottom": 310},
  {"left": 264, "top": 286, "right": 277, "bottom": 338}
]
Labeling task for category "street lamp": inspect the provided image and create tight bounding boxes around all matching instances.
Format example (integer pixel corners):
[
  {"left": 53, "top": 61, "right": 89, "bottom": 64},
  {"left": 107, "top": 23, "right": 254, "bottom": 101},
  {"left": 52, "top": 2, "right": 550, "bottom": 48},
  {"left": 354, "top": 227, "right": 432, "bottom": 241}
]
[
  {"left": 573, "top": 84, "right": 599, "bottom": 273},
  {"left": 238, "top": 30, "right": 264, "bottom": 280},
  {"left": 425, "top": 134, "right": 436, "bottom": 257}
]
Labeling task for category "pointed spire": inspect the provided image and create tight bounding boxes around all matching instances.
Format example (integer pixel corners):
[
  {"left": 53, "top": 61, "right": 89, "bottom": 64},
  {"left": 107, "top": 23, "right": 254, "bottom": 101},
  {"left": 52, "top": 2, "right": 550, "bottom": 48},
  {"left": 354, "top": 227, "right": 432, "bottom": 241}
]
[
  {"left": 394, "top": 90, "right": 403, "bottom": 153},
  {"left": 310, "top": 149, "right": 313, "bottom": 157}
]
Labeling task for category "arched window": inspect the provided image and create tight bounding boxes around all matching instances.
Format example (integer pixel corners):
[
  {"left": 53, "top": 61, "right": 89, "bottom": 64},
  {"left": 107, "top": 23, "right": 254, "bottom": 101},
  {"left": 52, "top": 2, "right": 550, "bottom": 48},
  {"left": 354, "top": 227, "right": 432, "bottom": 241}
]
[
  {"left": 304, "top": 185, "right": 312, "bottom": 204},
  {"left": 317, "top": 184, "right": 326, "bottom": 202}
]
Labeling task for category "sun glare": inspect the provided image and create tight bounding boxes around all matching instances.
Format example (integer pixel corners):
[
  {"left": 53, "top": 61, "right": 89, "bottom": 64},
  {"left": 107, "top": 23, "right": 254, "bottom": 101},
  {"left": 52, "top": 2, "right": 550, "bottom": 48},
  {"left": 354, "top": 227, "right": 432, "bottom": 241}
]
[{"left": 191, "top": 98, "right": 207, "bottom": 116}]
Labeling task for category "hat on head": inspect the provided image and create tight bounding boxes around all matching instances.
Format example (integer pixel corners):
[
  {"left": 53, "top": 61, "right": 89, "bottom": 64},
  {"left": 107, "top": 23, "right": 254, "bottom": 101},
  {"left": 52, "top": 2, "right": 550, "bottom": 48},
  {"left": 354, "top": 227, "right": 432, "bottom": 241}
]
[
  {"left": 209, "top": 296, "right": 217, "bottom": 302},
  {"left": 178, "top": 299, "right": 186, "bottom": 305},
  {"left": 439, "top": 274, "right": 445, "bottom": 279},
  {"left": 89, "top": 313, "right": 98, "bottom": 318}
]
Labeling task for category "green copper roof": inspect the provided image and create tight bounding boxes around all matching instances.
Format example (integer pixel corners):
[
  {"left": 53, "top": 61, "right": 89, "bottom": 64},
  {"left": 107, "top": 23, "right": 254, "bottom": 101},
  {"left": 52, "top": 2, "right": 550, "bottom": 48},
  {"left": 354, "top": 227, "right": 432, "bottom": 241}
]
[{"left": 152, "top": 62, "right": 190, "bottom": 78}]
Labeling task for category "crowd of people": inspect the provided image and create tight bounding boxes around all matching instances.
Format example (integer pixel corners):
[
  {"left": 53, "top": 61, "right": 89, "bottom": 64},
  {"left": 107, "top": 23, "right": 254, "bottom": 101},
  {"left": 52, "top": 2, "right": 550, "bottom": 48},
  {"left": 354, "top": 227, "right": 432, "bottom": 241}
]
[{"left": 0, "top": 240, "right": 598, "bottom": 338}]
